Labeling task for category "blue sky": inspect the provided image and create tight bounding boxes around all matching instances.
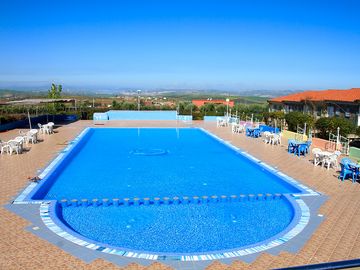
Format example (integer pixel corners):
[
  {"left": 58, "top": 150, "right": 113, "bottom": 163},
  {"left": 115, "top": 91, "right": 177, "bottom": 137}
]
[{"left": 0, "top": 0, "right": 359, "bottom": 91}]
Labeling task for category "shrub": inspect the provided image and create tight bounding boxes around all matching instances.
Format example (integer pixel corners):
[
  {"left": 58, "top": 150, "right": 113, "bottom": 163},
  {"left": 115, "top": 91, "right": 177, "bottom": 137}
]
[
  {"left": 315, "top": 117, "right": 355, "bottom": 139},
  {"left": 263, "top": 111, "right": 285, "bottom": 125},
  {"left": 285, "top": 112, "right": 314, "bottom": 132}
]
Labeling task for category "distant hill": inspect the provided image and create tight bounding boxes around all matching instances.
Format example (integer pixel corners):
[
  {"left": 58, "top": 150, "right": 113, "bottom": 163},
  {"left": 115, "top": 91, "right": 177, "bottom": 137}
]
[
  {"left": 0, "top": 88, "right": 300, "bottom": 102},
  {"left": 0, "top": 89, "right": 46, "bottom": 100}
]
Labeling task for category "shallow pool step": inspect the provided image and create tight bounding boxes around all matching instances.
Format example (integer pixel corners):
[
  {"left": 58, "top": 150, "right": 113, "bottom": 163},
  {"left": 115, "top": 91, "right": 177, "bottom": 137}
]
[{"left": 59, "top": 193, "right": 283, "bottom": 207}]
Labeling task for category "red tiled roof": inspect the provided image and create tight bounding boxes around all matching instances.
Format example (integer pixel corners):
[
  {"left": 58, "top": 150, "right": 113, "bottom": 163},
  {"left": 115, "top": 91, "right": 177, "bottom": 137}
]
[
  {"left": 269, "top": 88, "right": 360, "bottom": 103},
  {"left": 192, "top": 99, "right": 235, "bottom": 107}
]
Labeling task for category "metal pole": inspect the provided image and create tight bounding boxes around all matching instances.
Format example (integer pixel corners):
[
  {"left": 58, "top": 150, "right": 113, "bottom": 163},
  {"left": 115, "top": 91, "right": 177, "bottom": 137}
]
[
  {"left": 337, "top": 127, "right": 340, "bottom": 150},
  {"left": 226, "top": 98, "right": 229, "bottom": 118},
  {"left": 27, "top": 108, "right": 32, "bottom": 130},
  {"left": 137, "top": 90, "right": 141, "bottom": 111}
]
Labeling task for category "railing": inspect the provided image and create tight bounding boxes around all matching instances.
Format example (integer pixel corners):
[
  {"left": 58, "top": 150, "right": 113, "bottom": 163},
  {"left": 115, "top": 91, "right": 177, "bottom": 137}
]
[
  {"left": 325, "top": 134, "right": 337, "bottom": 152},
  {"left": 0, "top": 114, "right": 78, "bottom": 132},
  {"left": 339, "top": 134, "right": 350, "bottom": 155},
  {"left": 295, "top": 124, "right": 310, "bottom": 142},
  {"left": 294, "top": 133, "right": 305, "bottom": 142},
  {"left": 177, "top": 115, "right": 193, "bottom": 122},
  {"left": 328, "top": 133, "right": 349, "bottom": 155},
  {"left": 282, "top": 130, "right": 308, "bottom": 142},
  {"left": 297, "top": 125, "right": 304, "bottom": 135}
]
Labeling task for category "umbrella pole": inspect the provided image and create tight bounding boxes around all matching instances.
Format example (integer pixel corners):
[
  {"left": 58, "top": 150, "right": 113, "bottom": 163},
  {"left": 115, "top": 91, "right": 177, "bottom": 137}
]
[{"left": 27, "top": 107, "right": 32, "bottom": 130}]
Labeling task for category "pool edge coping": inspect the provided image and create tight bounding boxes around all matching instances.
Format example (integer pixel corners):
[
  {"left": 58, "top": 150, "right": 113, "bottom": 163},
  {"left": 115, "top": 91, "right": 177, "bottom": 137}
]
[
  {"left": 199, "top": 127, "right": 319, "bottom": 197},
  {"left": 13, "top": 126, "right": 321, "bottom": 262},
  {"left": 39, "top": 194, "right": 309, "bottom": 261}
]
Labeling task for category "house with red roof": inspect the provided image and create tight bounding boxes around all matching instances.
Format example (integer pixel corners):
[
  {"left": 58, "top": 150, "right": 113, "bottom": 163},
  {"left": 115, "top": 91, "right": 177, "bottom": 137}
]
[
  {"left": 268, "top": 88, "right": 360, "bottom": 126},
  {"left": 192, "top": 99, "right": 234, "bottom": 107}
]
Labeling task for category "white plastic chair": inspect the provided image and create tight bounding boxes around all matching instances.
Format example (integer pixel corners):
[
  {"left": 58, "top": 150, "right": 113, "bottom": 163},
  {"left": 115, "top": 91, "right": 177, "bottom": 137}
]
[
  {"left": 38, "top": 123, "right": 46, "bottom": 134},
  {"left": 47, "top": 122, "right": 54, "bottom": 134},
  {"left": 19, "top": 129, "right": 38, "bottom": 144},
  {"left": 0, "top": 140, "right": 10, "bottom": 154},
  {"left": 271, "top": 133, "right": 281, "bottom": 145},
  {"left": 312, "top": 148, "right": 323, "bottom": 166},
  {"left": 8, "top": 140, "right": 21, "bottom": 155},
  {"left": 14, "top": 136, "right": 24, "bottom": 150},
  {"left": 232, "top": 123, "right": 244, "bottom": 134},
  {"left": 322, "top": 151, "right": 342, "bottom": 170},
  {"left": 323, "top": 154, "right": 339, "bottom": 170},
  {"left": 217, "top": 117, "right": 228, "bottom": 127},
  {"left": 263, "top": 131, "right": 271, "bottom": 143},
  {"left": 238, "top": 124, "right": 245, "bottom": 133},
  {"left": 28, "top": 129, "right": 38, "bottom": 143}
]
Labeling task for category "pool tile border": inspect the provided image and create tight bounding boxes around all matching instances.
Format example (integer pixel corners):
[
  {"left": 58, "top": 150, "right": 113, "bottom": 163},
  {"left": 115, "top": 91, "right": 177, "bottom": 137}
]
[
  {"left": 199, "top": 128, "right": 319, "bottom": 197},
  {"left": 13, "top": 127, "right": 90, "bottom": 204},
  {"left": 15, "top": 126, "right": 320, "bottom": 262},
  {"left": 39, "top": 195, "right": 310, "bottom": 262}
]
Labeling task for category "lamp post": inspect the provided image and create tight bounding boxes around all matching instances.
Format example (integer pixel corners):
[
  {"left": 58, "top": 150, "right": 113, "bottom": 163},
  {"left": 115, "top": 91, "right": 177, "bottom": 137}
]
[
  {"left": 137, "top": 90, "right": 141, "bottom": 111},
  {"left": 336, "top": 126, "right": 340, "bottom": 150},
  {"left": 226, "top": 98, "right": 230, "bottom": 118}
]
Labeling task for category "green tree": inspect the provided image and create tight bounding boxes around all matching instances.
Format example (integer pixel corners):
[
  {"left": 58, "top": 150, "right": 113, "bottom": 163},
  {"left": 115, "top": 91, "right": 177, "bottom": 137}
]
[
  {"left": 215, "top": 104, "right": 227, "bottom": 115},
  {"left": 315, "top": 117, "right": 355, "bottom": 139},
  {"left": 121, "top": 102, "right": 136, "bottom": 110},
  {"left": 184, "top": 103, "right": 197, "bottom": 114},
  {"left": 48, "top": 83, "right": 62, "bottom": 99},
  {"left": 112, "top": 100, "right": 119, "bottom": 109},
  {"left": 177, "top": 102, "right": 189, "bottom": 114},
  {"left": 47, "top": 83, "right": 62, "bottom": 113},
  {"left": 263, "top": 111, "right": 285, "bottom": 125},
  {"left": 285, "top": 111, "right": 314, "bottom": 132},
  {"left": 232, "top": 103, "right": 268, "bottom": 121},
  {"left": 200, "top": 103, "right": 216, "bottom": 115},
  {"left": 356, "top": 126, "right": 360, "bottom": 136}
]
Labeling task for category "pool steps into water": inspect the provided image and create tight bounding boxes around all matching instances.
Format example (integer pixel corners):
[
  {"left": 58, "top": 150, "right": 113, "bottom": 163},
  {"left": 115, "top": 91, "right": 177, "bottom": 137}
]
[{"left": 60, "top": 193, "right": 283, "bottom": 207}]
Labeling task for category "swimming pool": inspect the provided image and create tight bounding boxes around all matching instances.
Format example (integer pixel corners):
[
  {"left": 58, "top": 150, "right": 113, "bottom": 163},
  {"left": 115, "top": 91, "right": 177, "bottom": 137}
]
[{"left": 23, "top": 127, "right": 315, "bottom": 260}]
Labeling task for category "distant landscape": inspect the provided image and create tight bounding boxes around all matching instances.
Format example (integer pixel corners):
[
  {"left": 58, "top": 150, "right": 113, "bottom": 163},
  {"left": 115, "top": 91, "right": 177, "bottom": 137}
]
[{"left": 0, "top": 87, "right": 298, "bottom": 101}]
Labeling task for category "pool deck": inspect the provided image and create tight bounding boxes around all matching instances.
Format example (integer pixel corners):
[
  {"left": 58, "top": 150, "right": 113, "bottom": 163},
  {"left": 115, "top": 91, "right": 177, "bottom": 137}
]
[{"left": 1, "top": 120, "right": 360, "bottom": 269}]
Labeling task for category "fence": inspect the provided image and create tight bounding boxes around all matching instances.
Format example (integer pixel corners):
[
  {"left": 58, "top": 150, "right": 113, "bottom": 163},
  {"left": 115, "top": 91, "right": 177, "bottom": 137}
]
[
  {"left": 282, "top": 130, "right": 308, "bottom": 142},
  {"left": 176, "top": 115, "right": 193, "bottom": 122},
  {"left": 310, "top": 137, "right": 341, "bottom": 151},
  {"left": 329, "top": 132, "right": 349, "bottom": 155},
  {"left": 97, "top": 110, "right": 178, "bottom": 120},
  {"left": 0, "top": 114, "right": 78, "bottom": 132}
]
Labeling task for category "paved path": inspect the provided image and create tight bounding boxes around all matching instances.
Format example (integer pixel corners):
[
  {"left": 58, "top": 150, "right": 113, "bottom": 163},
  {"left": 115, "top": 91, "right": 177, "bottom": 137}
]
[{"left": 0, "top": 120, "right": 359, "bottom": 269}]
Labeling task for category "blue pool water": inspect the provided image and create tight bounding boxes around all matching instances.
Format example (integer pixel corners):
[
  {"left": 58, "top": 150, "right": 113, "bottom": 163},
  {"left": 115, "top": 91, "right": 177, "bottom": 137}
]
[
  {"left": 31, "top": 127, "right": 305, "bottom": 255},
  {"left": 60, "top": 200, "right": 294, "bottom": 253},
  {"left": 35, "top": 128, "right": 300, "bottom": 200}
]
